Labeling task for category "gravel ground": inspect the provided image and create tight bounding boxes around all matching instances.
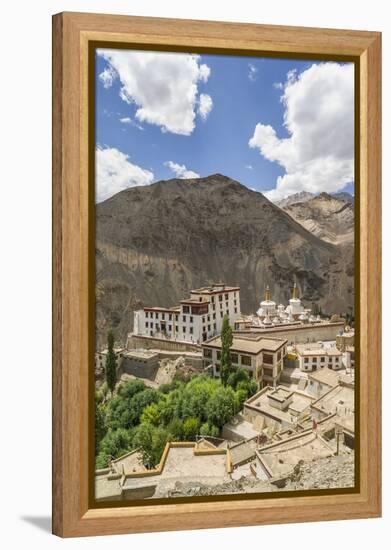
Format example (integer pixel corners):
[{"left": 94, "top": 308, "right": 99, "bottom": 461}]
[{"left": 166, "top": 454, "right": 355, "bottom": 498}]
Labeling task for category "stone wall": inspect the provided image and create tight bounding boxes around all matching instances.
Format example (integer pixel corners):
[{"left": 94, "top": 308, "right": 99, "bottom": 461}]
[{"left": 127, "top": 333, "right": 201, "bottom": 353}]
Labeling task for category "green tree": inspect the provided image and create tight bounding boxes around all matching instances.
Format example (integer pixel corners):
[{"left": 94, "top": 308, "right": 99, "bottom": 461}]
[
  {"left": 141, "top": 402, "right": 162, "bottom": 426},
  {"left": 200, "top": 422, "right": 220, "bottom": 438},
  {"left": 206, "top": 387, "right": 236, "bottom": 428},
  {"left": 220, "top": 315, "right": 233, "bottom": 386},
  {"left": 134, "top": 423, "right": 169, "bottom": 468},
  {"left": 95, "top": 401, "right": 107, "bottom": 453},
  {"left": 183, "top": 416, "right": 200, "bottom": 440},
  {"left": 167, "top": 417, "right": 184, "bottom": 440},
  {"left": 105, "top": 330, "right": 117, "bottom": 395},
  {"left": 98, "top": 427, "right": 133, "bottom": 463}
]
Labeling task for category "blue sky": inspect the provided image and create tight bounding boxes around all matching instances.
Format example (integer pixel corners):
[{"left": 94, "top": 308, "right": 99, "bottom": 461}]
[{"left": 95, "top": 50, "right": 354, "bottom": 203}]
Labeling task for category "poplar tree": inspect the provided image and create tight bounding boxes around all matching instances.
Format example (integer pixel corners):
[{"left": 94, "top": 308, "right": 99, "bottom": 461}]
[
  {"left": 105, "top": 330, "right": 117, "bottom": 395},
  {"left": 220, "top": 315, "right": 233, "bottom": 386}
]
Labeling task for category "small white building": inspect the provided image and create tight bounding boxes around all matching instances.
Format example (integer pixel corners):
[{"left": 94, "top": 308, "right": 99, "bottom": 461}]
[
  {"left": 133, "top": 283, "right": 241, "bottom": 344},
  {"left": 295, "top": 343, "right": 343, "bottom": 372}
]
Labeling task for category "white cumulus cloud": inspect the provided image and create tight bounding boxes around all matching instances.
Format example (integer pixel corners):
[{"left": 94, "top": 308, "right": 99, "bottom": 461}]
[
  {"left": 164, "top": 161, "right": 200, "bottom": 179},
  {"left": 249, "top": 62, "right": 354, "bottom": 201},
  {"left": 97, "top": 49, "right": 212, "bottom": 135},
  {"left": 198, "top": 94, "right": 213, "bottom": 120},
  {"left": 99, "top": 66, "right": 117, "bottom": 89},
  {"left": 96, "top": 146, "right": 154, "bottom": 202}
]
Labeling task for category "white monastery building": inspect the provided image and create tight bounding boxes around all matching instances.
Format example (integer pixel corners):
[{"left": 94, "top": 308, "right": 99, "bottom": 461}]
[{"left": 133, "top": 283, "right": 241, "bottom": 344}]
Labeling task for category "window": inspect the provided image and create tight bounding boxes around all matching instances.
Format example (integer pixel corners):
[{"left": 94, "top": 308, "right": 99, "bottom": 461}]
[
  {"left": 202, "top": 316, "right": 205, "bottom": 323},
  {"left": 190, "top": 327, "right": 193, "bottom": 334},
  {"left": 213, "top": 323, "right": 216, "bottom": 330},
  {"left": 263, "top": 353, "right": 273, "bottom": 365},
  {"left": 241, "top": 355, "right": 252, "bottom": 366},
  {"left": 219, "top": 295, "right": 222, "bottom": 302},
  {"left": 183, "top": 306, "right": 190, "bottom": 314},
  {"left": 231, "top": 353, "right": 238, "bottom": 364},
  {"left": 169, "top": 314, "right": 172, "bottom": 320},
  {"left": 234, "top": 307, "right": 237, "bottom": 314},
  {"left": 175, "top": 315, "right": 179, "bottom": 321},
  {"left": 213, "top": 313, "right": 216, "bottom": 319},
  {"left": 155, "top": 312, "right": 158, "bottom": 319},
  {"left": 207, "top": 315, "right": 210, "bottom": 321},
  {"left": 226, "top": 310, "right": 229, "bottom": 316},
  {"left": 168, "top": 325, "right": 172, "bottom": 331},
  {"left": 208, "top": 325, "right": 211, "bottom": 331},
  {"left": 182, "top": 327, "right": 186, "bottom": 333},
  {"left": 203, "top": 348, "right": 212, "bottom": 358},
  {"left": 155, "top": 323, "right": 159, "bottom": 329},
  {"left": 190, "top": 316, "right": 193, "bottom": 323},
  {"left": 182, "top": 316, "right": 186, "bottom": 322},
  {"left": 220, "top": 311, "right": 223, "bottom": 318},
  {"left": 234, "top": 299, "right": 237, "bottom": 306},
  {"left": 225, "top": 293, "right": 228, "bottom": 300},
  {"left": 304, "top": 357, "right": 309, "bottom": 364},
  {"left": 145, "top": 322, "right": 149, "bottom": 328},
  {"left": 329, "top": 357, "right": 332, "bottom": 363},
  {"left": 321, "top": 357, "right": 325, "bottom": 362},
  {"left": 211, "top": 296, "right": 215, "bottom": 303}
]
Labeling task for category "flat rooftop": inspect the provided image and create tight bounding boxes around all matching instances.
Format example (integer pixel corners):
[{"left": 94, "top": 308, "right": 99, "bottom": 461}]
[
  {"left": 296, "top": 344, "right": 342, "bottom": 357},
  {"left": 245, "top": 387, "right": 315, "bottom": 423},
  {"left": 311, "top": 384, "right": 355, "bottom": 416},
  {"left": 143, "top": 306, "right": 181, "bottom": 312},
  {"left": 122, "top": 445, "right": 229, "bottom": 492},
  {"left": 191, "top": 284, "right": 240, "bottom": 294},
  {"left": 237, "top": 320, "right": 345, "bottom": 333},
  {"left": 203, "top": 333, "right": 286, "bottom": 354},
  {"left": 256, "top": 431, "right": 334, "bottom": 479},
  {"left": 308, "top": 368, "right": 341, "bottom": 386}
]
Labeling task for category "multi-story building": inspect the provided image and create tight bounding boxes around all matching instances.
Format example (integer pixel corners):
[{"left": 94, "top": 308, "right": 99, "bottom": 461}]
[
  {"left": 133, "top": 283, "right": 241, "bottom": 344},
  {"left": 295, "top": 343, "right": 343, "bottom": 372},
  {"left": 202, "top": 332, "right": 287, "bottom": 387}
]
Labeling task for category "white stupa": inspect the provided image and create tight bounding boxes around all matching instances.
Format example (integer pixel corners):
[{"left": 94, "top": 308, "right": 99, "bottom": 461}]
[
  {"left": 257, "top": 285, "right": 277, "bottom": 318},
  {"left": 285, "top": 282, "right": 305, "bottom": 318}
]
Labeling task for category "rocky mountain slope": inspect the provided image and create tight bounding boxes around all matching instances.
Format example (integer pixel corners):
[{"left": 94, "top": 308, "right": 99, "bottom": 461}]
[
  {"left": 277, "top": 192, "right": 354, "bottom": 245},
  {"left": 96, "top": 175, "right": 354, "bottom": 347}
]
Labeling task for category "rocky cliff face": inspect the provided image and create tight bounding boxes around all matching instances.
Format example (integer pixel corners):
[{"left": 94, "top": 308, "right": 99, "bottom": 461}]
[
  {"left": 276, "top": 192, "right": 354, "bottom": 246},
  {"left": 95, "top": 175, "right": 354, "bottom": 347}
]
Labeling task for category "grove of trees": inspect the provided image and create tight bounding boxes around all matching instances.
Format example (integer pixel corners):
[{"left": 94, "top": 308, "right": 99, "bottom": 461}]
[{"left": 95, "top": 370, "right": 258, "bottom": 470}]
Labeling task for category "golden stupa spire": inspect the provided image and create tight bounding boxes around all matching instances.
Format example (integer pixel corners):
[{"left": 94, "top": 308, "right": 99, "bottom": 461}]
[
  {"left": 264, "top": 284, "right": 271, "bottom": 301},
  {"left": 292, "top": 282, "right": 299, "bottom": 299}
]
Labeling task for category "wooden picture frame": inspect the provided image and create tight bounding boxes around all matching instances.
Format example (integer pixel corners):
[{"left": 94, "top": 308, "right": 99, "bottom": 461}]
[{"left": 52, "top": 11, "right": 381, "bottom": 537}]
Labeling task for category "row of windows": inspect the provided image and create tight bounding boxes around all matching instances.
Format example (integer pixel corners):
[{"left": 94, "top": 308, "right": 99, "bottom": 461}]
[
  {"left": 145, "top": 311, "right": 179, "bottom": 321},
  {"left": 146, "top": 322, "right": 217, "bottom": 334},
  {"left": 303, "top": 356, "right": 340, "bottom": 364}
]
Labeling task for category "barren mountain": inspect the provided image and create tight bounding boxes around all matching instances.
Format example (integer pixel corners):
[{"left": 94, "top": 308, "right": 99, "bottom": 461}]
[
  {"left": 275, "top": 191, "right": 315, "bottom": 209},
  {"left": 95, "top": 175, "right": 354, "bottom": 347},
  {"left": 277, "top": 192, "right": 354, "bottom": 246}
]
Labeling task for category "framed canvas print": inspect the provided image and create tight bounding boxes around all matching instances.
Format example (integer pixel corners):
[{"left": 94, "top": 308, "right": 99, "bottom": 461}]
[{"left": 52, "top": 12, "right": 381, "bottom": 537}]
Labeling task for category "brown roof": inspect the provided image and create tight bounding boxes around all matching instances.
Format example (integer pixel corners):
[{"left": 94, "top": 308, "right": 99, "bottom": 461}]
[
  {"left": 296, "top": 344, "right": 342, "bottom": 357},
  {"left": 308, "top": 368, "right": 340, "bottom": 386},
  {"left": 203, "top": 334, "right": 286, "bottom": 355}
]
